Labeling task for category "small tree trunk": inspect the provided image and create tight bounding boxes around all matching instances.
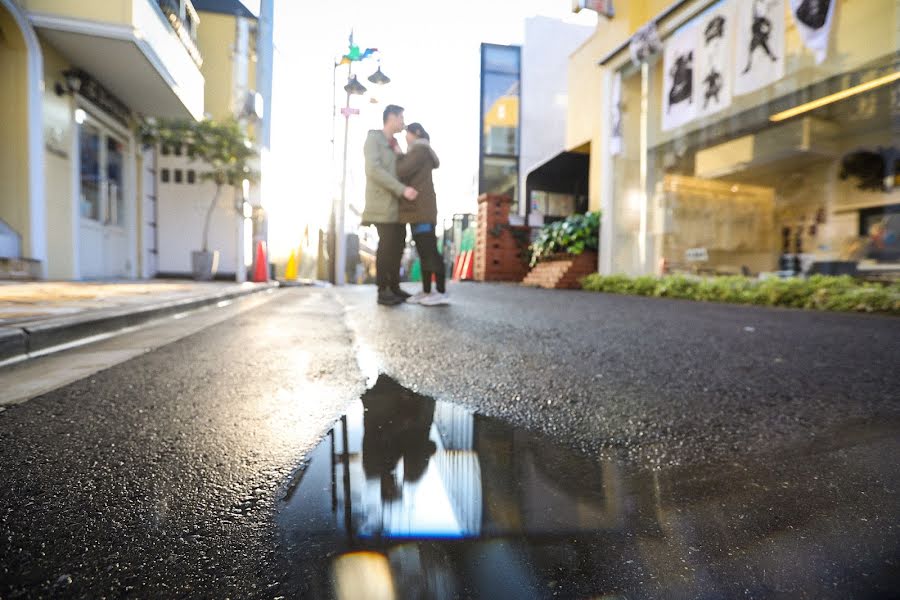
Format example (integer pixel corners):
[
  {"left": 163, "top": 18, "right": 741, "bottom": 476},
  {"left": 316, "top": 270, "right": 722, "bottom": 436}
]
[{"left": 202, "top": 184, "right": 222, "bottom": 252}]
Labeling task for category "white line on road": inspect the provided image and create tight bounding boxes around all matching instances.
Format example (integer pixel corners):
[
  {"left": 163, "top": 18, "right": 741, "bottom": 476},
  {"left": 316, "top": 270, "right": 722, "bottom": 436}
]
[{"left": 0, "top": 290, "right": 281, "bottom": 407}]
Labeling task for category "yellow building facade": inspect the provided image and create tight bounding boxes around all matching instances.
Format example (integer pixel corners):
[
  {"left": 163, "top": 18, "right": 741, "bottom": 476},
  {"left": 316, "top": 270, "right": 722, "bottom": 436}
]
[
  {"left": 0, "top": 0, "right": 271, "bottom": 280},
  {"left": 569, "top": 0, "right": 899, "bottom": 277},
  {"left": 0, "top": 0, "right": 205, "bottom": 279}
]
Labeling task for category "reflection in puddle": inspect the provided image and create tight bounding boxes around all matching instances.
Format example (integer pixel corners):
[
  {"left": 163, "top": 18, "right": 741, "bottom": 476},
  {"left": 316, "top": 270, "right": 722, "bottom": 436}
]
[{"left": 277, "top": 376, "right": 899, "bottom": 599}]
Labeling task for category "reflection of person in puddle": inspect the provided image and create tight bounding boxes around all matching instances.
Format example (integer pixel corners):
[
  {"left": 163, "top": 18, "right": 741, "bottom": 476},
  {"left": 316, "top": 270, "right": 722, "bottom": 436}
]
[{"left": 361, "top": 375, "right": 437, "bottom": 501}]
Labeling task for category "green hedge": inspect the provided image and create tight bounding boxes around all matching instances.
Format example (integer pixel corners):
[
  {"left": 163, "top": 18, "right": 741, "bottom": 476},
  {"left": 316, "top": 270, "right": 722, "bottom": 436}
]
[{"left": 579, "top": 274, "right": 900, "bottom": 314}]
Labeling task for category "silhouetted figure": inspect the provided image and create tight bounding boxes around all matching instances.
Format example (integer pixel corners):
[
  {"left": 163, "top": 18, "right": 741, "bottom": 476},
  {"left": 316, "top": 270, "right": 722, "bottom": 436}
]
[{"left": 361, "top": 375, "right": 437, "bottom": 500}]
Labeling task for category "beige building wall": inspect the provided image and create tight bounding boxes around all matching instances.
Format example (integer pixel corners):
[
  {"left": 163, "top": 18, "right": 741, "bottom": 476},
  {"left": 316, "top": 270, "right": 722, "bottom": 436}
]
[
  {"left": 197, "top": 12, "right": 236, "bottom": 120},
  {"left": 17, "top": 0, "right": 130, "bottom": 24},
  {"left": 566, "top": 0, "right": 673, "bottom": 213},
  {"left": 40, "top": 40, "right": 77, "bottom": 278},
  {"left": 0, "top": 5, "right": 30, "bottom": 253}
]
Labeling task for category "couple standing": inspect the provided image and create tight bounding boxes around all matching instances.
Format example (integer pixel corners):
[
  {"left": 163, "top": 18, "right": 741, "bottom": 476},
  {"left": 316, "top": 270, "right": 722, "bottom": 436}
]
[{"left": 361, "top": 104, "right": 448, "bottom": 307}]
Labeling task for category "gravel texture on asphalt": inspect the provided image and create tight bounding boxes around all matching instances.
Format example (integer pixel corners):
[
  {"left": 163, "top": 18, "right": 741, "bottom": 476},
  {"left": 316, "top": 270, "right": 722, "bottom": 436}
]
[
  {"left": 339, "top": 282, "right": 900, "bottom": 468},
  {"left": 0, "top": 283, "right": 897, "bottom": 598},
  {"left": 0, "top": 290, "right": 363, "bottom": 598}
]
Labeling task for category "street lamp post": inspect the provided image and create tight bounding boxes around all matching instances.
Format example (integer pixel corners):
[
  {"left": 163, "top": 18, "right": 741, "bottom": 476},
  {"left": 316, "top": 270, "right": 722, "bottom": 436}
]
[{"left": 329, "top": 33, "right": 390, "bottom": 285}]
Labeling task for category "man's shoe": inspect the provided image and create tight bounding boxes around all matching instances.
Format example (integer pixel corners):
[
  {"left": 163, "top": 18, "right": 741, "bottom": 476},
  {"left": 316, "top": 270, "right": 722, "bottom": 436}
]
[
  {"left": 419, "top": 292, "right": 450, "bottom": 306},
  {"left": 377, "top": 290, "right": 404, "bottom": 306},
  {"left": 391, "top": 288, "right": 412, "bottom": 300},
  {"left": 406, "top": 291, "right": 430, "bottom": 304}
]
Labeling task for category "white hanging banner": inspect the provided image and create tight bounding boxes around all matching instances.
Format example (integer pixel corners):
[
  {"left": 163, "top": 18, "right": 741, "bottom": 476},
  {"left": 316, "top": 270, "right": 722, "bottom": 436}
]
[
  {"left": 790, "top": 0, "right": 836, "bottom": 64},
  {"left": 610, "top": 71, "right": 624, "bottom": 156},
  {"left": 734, "top": 0, "right": 785, "bottom": 96},
  {"left": 661, "top": 22, "right": 698, "bottom": 131},
  {"left": 696, "top": 0, "right": 736, "bottom": 119}
]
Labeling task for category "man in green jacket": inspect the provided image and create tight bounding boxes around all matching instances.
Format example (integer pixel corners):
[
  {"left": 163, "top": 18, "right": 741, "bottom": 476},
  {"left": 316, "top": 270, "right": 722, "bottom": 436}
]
[{"left": 361, "top": 104, "right": 418, "bottom": 306}]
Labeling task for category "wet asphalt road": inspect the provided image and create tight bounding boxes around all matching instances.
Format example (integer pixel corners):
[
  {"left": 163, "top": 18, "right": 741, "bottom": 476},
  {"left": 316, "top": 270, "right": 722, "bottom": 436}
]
[{"left": 0, "top": 283, "right": 898, "bottom": 598}]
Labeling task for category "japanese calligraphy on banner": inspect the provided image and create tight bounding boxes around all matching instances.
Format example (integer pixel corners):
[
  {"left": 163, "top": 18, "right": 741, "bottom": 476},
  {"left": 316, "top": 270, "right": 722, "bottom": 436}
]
[
  {"left": 734, "top": 0, "right": 785, "bottom": 96},
  {"left": 790, "top": 0, "right": 836, "bottom": 64},
  {"left": 610, "top": 71, "right": 623, "bottom": 156},
  {"left": 661, "top": 22, "right": 698, "bottom": 131},
  {"left": 696, "top": 0, "right": 736, "bottom": 119}
]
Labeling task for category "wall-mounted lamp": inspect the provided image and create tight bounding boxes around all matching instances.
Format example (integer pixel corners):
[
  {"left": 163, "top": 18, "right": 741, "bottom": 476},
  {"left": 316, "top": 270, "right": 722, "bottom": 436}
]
[{"left": 54, "top": 69, "right": 84, "bottom": 97}]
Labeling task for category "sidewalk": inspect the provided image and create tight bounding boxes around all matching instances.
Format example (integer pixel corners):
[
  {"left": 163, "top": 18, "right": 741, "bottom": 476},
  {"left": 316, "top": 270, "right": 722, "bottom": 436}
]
[{"left": 0, "top": 280, "right": 277, "bottom": 363}]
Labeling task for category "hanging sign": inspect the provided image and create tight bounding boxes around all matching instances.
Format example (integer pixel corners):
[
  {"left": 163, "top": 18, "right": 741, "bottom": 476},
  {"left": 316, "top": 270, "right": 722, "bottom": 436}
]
[
  {"left": 609, "top": 71, "right": 624, "bottom": 156},
  {"left": 790, "top": 0, "right": 836, "bottom": 64},
  {"left": 734, "top": 0, "right": 785, "bottom": 95},
  {"left": 696, "top": 0, "right": 736, "bottom": 119},
  {"left": 661, "top": 23, "right": 698, "bottom": 131}
]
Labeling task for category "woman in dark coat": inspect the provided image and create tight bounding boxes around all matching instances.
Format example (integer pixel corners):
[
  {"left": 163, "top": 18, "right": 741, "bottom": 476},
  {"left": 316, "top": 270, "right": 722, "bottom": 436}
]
[{"left": 396, "top": 123, "right": 449, "bottom": 306}]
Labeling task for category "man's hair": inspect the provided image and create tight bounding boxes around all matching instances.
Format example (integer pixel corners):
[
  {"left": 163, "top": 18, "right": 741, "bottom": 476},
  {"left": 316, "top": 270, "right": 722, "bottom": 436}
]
[
  {"left": 383, "top": 104, "right": 404, "bottom": 124},
  {"left": 406, "top": 122, "right": 430, "bottom": 141}
]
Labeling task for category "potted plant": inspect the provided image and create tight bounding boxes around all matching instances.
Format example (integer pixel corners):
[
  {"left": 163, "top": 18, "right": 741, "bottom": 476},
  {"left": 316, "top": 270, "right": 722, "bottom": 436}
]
[
  {"left": 138, "top": 118, "right": 258, "bottom": 280},
  {"left": 529, "top": 211, "right": 601, "bottom": 267}
]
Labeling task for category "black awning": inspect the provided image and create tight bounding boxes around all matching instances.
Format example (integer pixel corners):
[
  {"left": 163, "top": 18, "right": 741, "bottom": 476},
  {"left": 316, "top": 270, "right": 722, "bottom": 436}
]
[{"left": 526, "top": 151, "right": 589, "bottom": 195}]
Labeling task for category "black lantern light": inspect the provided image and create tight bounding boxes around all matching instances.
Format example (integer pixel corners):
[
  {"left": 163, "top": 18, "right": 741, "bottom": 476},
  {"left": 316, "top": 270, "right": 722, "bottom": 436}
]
[{"left": 344, "top": 75, "right": 367, "bottom": 96}]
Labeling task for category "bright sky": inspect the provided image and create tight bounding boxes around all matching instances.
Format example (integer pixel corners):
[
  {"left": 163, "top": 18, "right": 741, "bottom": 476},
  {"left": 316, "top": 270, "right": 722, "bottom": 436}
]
[{"left": 264, "top": 0, "right": 597, "bottom": 258}]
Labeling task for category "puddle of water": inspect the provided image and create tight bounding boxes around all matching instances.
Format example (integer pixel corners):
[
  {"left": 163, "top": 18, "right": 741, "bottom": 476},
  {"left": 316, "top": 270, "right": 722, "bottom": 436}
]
[{"left": 277, "top": 375, "right": 900, "bottom": 599}]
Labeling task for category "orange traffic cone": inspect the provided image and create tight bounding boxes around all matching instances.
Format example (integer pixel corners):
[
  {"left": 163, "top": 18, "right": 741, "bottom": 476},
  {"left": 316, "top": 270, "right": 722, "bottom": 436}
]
[
  {"left": 252, "top": 240, "right": 268, "bottom": 282},
  {"left": 451, "top": 254, "right": 462, "bottom": 280},
  {"left": 461, "top": 250, "right": 474, "bottom": 280}
]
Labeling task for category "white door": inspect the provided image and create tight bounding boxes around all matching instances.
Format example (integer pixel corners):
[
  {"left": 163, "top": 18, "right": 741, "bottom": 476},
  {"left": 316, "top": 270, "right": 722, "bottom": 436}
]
[{"left": 78, "top": 118, "right": 130, "bottom": 279}]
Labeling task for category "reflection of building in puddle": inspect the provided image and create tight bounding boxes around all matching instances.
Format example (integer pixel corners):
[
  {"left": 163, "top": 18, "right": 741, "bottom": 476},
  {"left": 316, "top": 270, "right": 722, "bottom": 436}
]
[
  {"left": 335, "top": 375, "right": 484, "bottom": 539},
  {"left": 329, "top": 375, "right": 619, "bottom": 542},
  {"left": 279, "top": 376, "right": 900, "bottom": 599}
]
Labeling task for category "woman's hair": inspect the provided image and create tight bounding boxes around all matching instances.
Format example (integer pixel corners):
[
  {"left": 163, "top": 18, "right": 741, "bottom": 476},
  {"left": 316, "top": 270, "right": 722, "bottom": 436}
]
[{"left": 406, "top": 122, "right": 430, "bottom": 141}]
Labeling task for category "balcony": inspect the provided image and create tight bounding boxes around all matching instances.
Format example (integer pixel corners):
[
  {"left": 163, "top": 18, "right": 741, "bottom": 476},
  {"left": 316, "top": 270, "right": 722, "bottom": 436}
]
[
  {"left": 156, "top": 0, "right": 203, "bottom": 68},
  {"left": 24, "top": 0, "right": 205, "bottom": 120}
]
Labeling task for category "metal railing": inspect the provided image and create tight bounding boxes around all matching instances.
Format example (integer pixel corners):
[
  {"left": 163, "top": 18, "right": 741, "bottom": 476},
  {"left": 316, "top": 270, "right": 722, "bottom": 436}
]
[{"left": 157, "top": 0, "right": 203, "bottom": 67}]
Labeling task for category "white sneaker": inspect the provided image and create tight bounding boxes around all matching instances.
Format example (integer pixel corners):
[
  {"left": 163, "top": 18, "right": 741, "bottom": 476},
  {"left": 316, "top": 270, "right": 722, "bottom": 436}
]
[
  {"left": 406, "top": 291, "right": 430, "bottom": 304},
  {"left": 419, "top": 292, "right": 450, "bottom": 306}
]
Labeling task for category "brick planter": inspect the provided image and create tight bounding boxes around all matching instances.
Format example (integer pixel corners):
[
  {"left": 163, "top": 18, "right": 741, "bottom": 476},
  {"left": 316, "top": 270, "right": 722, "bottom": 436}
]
[
  {"left": 521, "top": 251, "right": 598, "bottom": 289},
  {"left": 474, "top": 194, "right": 530, "bottom": 282}
]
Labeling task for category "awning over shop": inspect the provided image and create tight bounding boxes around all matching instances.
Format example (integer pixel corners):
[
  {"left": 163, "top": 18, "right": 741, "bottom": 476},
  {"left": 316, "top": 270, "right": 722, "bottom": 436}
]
[{"left": 525, "top": 150, "right": 590, "bottom": 218}]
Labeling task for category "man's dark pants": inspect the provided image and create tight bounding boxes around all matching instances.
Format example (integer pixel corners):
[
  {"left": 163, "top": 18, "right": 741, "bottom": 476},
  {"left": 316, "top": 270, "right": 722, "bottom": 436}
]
[{"left": 374, "top": 223, "right": 406, "bottom": 292}]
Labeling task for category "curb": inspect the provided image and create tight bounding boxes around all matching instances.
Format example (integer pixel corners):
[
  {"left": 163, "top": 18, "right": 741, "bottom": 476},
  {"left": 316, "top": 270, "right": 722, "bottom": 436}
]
[{"left": 0, "top": 282, "right": 280, "bottom": 365}]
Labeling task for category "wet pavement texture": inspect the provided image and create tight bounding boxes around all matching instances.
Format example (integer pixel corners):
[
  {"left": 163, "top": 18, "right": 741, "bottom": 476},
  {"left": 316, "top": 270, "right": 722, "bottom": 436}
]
[
  {"left": 277, "top": 375, "right": 899, "bottom": 599},
  {"left": 337, "top": 283, "right": 900, "bottom": 468},
  {"left": 0, "top": 284, "right": 898, "bottom": 598},
  {"left": 0, "top": 289, "right": 363, "bottom": 598}
]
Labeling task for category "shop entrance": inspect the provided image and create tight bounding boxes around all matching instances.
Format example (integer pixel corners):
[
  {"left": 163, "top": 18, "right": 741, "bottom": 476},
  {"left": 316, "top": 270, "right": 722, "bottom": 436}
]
[{"left": 78, "top": 112, "right": 132, "bottom": 279}]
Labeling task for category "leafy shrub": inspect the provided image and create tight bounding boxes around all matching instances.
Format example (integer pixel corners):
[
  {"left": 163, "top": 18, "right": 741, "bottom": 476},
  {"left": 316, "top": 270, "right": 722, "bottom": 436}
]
[
  {"left": 579, "top": 273, "right": 900, "bottom": 315},
  {"left": 529, "top": 211, "right": 600, "bottom": 266}
]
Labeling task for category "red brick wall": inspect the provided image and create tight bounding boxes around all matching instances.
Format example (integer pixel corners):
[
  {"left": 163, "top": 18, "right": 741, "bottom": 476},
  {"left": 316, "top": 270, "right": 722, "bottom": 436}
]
[
  {"left": 521, "top": 252, "right": 598, "bottom": 289},
  {"left": 474, "top": 194, "right": 530, "bottom": 282}
]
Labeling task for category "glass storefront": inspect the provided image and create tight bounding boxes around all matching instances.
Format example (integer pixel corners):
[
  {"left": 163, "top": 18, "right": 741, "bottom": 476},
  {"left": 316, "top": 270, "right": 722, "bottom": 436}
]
[
  {"left": 608, "top": 0, "right": 899, "bottom": 277},
  {"left": 479, "top": 44, "right": 521, "bottom": 212}
]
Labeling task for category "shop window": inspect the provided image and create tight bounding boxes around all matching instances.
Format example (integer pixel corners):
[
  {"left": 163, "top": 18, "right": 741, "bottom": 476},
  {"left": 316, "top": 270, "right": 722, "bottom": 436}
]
[
  {"left": 859, "top": 206, "right": 900, "bottom": 263},
  {"left": 160, "top": 168, "right": 170, "bottom": 183},
  {"left": 174, "top": 169, "right": 183, "bottom": 184},
  {"left": 605, "top": 0, "right": 900, "bottom": 276}
]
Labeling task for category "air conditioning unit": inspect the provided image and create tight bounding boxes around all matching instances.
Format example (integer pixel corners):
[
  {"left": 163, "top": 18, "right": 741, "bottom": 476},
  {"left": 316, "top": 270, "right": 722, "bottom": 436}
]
[
  {"left": 695, "top": 117, "right": 841, "bottom": 180},
  {"left": 240, "top": 90, "right": 265, "bottom": 121}
]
